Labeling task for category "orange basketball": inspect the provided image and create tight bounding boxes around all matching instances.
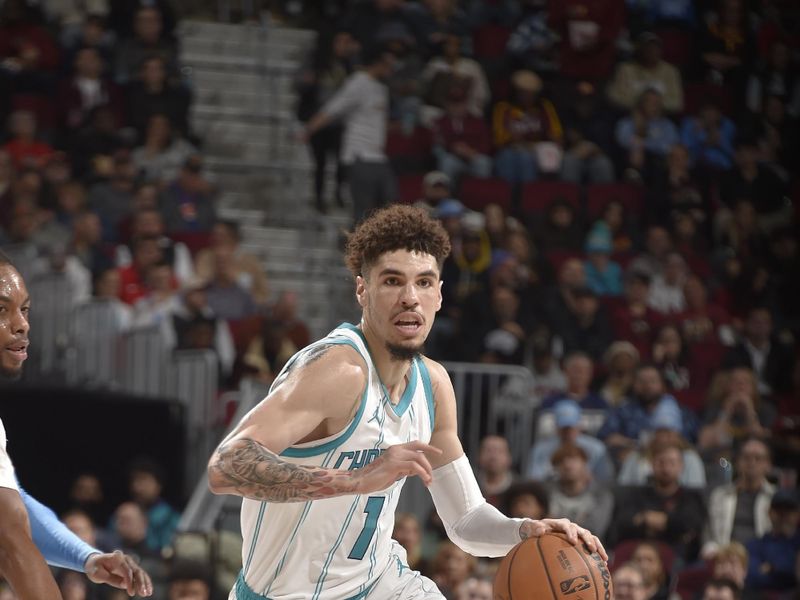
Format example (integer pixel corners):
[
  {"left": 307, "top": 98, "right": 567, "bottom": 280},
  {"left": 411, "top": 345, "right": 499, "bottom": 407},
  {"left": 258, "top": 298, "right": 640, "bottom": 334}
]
[{"left": 494, "top": 533, "right": 613, "bottom": 600}]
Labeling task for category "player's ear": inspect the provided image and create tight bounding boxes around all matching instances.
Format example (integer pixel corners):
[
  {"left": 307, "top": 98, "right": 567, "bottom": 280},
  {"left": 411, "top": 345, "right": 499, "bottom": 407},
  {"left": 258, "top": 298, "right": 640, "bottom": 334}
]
[
  {"left": 435, "top": 279, "right": 443, "bottom": 311},
  {"left": 356, "top": 275, "right": 367, "bottom": 308}
]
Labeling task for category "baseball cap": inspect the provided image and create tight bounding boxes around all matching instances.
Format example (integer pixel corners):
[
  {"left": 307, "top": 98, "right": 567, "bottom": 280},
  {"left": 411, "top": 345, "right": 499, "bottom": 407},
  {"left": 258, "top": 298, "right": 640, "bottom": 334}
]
[
  {"left": 424, "top": 171, "right": 451, "bottom": 189},
  {"left": 770, "top": 489, "right": 799, "bottom": 511},
  {"left": 554, "top": 399, "right": 582, "bottom": 428},
  {"left": 585, "top": 222, "right": 612, "bottom": 254},
  {"left": 650, "top": 400, "right": 682, "bottom": 432}
]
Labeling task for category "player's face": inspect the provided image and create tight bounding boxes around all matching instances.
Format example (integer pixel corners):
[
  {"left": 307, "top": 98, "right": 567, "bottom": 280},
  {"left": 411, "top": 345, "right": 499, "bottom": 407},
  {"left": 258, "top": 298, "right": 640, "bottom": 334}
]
[
  {"left": 357, "top": 250, "right": 442, "bottom": 360},
  {"left": 0, "top": 265, "right": 30, "bottom": 380}
]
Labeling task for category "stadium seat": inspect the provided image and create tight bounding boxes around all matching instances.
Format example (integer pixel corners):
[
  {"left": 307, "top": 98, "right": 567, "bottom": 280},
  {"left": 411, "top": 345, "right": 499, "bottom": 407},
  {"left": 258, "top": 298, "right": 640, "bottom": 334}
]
[
  {"left": 609, "top": 539, "right": 676, "bottom": 576},
  {"left": 673, "top": 561, "right": 713, "bottom": 600},
  {"left": 520, "top": 181, "right": 581, "bottom": 217},
  {"left": 544, "top": 250, "right": 583, "bottom": 275},
  {"left": 655, "top": 28, "right": 694, "bottom": 68},
  {"left": 586, "top": 183, "right": 644, "bottom": 218},
  {"left": 396, "top": 173, "right": 425, "bottom": 204},
  {"left": 227, "top": 315, "right": 264, "bottom": 355},
  {"left": 683, "top": 83, "right": 733, "bottom": 116},
  {"left": 472, "top": 24, "right": 512, "bottom": 60},
  {"left": 12, "top": 93, "right": 57, "bottom": 131},
  {"left": 386, "top": 126, "right": 433, "bottom": 173},
  {"left": 458, "top": 176, "right": 512, "bottom": 212}
]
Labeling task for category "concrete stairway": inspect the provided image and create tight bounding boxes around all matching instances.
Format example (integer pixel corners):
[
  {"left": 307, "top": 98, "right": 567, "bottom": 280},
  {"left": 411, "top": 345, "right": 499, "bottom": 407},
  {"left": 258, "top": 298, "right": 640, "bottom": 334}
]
[{"left": 178, "top": 19, "right": 357, "bottom": 337}]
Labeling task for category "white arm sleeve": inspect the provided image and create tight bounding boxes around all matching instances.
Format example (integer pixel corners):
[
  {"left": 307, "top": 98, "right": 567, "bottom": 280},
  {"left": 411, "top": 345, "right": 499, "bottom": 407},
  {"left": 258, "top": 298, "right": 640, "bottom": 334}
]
[{"left": 428, "top": 455, "right": 525, "bottom": 557}]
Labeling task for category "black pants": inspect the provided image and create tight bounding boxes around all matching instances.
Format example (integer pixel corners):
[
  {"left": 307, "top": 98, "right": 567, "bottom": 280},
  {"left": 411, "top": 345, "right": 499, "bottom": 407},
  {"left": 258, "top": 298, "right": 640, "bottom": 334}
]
[
  {"left": 347, "top": 160, "right": 397, "bottom": 223},
  {"left": 309, "top": 125, "right": 344, "bottom": 210}
]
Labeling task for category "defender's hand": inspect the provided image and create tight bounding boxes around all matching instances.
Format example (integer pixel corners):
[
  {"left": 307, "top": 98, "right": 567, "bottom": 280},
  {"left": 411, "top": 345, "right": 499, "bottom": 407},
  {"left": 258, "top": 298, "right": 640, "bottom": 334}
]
[
  {"left": 85, "top": 550, "right": 153, "bottom": 597},
  {"left": 520, "top": 518, "right": 608, "bottom": 561},
  {"left": 352, "top": 441, "right": 442, "bottom": 492}
]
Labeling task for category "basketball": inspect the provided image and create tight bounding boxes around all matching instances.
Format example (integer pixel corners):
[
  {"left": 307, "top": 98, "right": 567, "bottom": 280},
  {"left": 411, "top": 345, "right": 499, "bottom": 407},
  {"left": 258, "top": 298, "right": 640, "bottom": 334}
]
[{"left": 493, "top": 533, "right": 612, "bottom": 600}]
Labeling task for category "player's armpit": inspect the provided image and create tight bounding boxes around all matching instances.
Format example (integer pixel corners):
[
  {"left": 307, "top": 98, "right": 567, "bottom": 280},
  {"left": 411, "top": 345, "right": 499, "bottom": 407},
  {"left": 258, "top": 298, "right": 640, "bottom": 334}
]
[
  {"left": 208, "top": 437, "right": 359, "bottom": 502},
  {"left": 0, "top": 488, "right": 63, "bottom": 600}
]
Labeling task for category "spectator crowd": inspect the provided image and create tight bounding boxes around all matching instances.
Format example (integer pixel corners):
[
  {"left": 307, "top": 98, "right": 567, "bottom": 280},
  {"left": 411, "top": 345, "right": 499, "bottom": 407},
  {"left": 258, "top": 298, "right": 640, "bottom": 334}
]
[{"left": 1, "top": 0, "right": 799, "bottom": 598}]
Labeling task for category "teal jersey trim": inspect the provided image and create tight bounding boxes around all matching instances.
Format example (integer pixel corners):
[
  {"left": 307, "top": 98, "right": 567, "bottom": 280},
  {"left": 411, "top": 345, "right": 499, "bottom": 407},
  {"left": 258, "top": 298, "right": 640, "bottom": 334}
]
[
  {"left": 243, "top": 502, "right": 267, "bottom": 576},
  {"left": 339, "top": 322, "right": 419, "bottom": 419},
  {"left": 280, "top": 334, "right": 368, "bottom": 458},
  {"left": 312, "top": 496, "right": 362, "bottom": 600},
  {"left": 417, "top": 358, "right": 436, "bottom": 433},
  {"left": 235, "top": 572, "right": 375, "bottom": 600}
]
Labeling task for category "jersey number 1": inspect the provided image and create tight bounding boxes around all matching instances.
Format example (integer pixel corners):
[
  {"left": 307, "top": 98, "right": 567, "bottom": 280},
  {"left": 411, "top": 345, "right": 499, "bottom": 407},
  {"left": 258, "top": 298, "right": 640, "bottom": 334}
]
[{"left": 348, "top": 496, "right": 386, "bottom": 560}]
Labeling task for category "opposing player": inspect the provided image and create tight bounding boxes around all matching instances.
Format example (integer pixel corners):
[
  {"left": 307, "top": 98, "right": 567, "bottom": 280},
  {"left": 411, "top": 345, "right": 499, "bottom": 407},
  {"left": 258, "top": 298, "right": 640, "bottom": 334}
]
[
  {"left": 0, "top": 252, "right": 152, "bottom": 598},
  {"left": 208, "top": 205, "right": 607, "bottom": 599}
]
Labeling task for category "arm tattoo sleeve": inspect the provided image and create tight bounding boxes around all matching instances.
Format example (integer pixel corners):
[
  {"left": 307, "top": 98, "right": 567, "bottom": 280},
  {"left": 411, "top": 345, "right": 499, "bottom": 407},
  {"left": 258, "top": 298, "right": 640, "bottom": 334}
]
[{"left": 210, "top": 437, "right": 357, "bottom": 502}]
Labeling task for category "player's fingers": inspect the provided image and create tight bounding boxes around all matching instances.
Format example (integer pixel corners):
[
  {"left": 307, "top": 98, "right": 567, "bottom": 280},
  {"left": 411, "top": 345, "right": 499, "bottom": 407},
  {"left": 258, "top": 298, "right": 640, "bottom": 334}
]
[
  {"left": 402, "top": 440, "right": 443, "bottom": 455},
  {"left": 401, "top": 460, "right": 432, "bottom": 485},
  {"left": 593, "top": 535, "right": 608, "bottom": 562},
  {"left": 403, "top": 449, "right": 434, "bottom": 479},
  {"left": 577, "top": 527, "right": 597, "bottom": 553},
  {"left": 136, "top": 565, "right": 154, "bottom": 597}
]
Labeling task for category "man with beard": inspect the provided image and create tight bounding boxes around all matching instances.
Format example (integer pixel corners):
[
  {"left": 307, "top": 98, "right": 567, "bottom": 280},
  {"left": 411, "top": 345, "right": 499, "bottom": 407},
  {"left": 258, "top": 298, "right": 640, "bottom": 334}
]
[
  {"left": 597, "top": 364, "right": 698, "bottom": 463},
  {"left": 0, "top": 251, "right": 152, "bottom": 598},
  {"left": 206, "top": 205, "right": 606, "bottom": 600}
]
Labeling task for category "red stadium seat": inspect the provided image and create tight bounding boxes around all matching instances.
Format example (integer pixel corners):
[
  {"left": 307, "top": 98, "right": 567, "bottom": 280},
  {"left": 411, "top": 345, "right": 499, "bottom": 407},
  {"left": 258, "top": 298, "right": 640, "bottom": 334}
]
[
  {"left": 545, "top": 250, "right": 583, "bottom": 274},
  {"left": 396, "top": 174, "right": 425, "bottom": 204},
  {"left": 12, "top": 93, "right": 57, "bottom": 131},
  {"left": 386, "top": 126, "right": 433, "bottom": 173},
  {"left": 609, "top": 539, "right": 676, "bottom": 576},
  {"left": 586, "top": 183, "right": 644, "bottom": 218},
  {"left": 472, "top": 24, "right": 512, "bottom": 60},
  {"left": 656, "top": 28, "right": 694, "bottom": 68},
  {"left": 520, "top": 181, "right": 581, "bottom": 216},
  {"left": 227, "top": 315, "right": 264, "bottom": 355},
  {"left": 683, "top": 83, "right": 733, "bottom": 116},
  {"left": 673, "top": 561, "right": 713, "bottom": 600},
  {"left": 458, "top": 176, "right": 512, "bottom": 211},
  {"left": 169, "top": 231, "right": 213, "bottom": 255}
]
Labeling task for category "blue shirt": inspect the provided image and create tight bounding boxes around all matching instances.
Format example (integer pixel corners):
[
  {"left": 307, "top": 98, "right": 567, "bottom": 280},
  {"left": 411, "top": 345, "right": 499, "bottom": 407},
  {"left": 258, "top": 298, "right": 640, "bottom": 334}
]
[
  {"left": 615, "top": 116, "right": 679, "bottom": 156},
  {"left": 746, "top": 531, "right": 800, "bottom": 590},
  {"left": 527, "top": 434, "right": 615, "bottom": 484},
  {"left": 596, "top": 394, "right": 699, "bottom": 443},
  {"left": 542, "top": 391, "right": 609, "bottom": 411},
  {"left": 680, "top": 116, "right": 736, "bottom": 170},
  {"left": 584, "top": 260, "right": 623, "bottom": 297}
]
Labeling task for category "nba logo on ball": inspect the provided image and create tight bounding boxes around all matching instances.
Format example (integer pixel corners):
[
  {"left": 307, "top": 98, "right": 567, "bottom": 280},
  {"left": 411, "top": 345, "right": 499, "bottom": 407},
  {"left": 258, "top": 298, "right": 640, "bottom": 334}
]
[{"left": 493, "top": 533, "right": 613, "bottom": 600}]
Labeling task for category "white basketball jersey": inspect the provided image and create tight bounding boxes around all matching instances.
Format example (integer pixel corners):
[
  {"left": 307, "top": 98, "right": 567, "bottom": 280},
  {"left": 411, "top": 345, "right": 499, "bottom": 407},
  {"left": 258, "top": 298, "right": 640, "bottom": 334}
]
[{"left": 236, "top": 323, "right": 435, "bottom": 600}]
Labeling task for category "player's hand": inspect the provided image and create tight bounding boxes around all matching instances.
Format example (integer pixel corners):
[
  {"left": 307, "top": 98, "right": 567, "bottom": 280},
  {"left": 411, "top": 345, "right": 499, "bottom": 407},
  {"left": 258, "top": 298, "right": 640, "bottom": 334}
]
[
  {"left": 520, "top": 518, "right": 608, "bottom": 562},
  {"left": 85, "top": 550, "right": 153, "bottom": 597},
  {"left": 352, "top": 441, "right": 442, "bottom": 492}
]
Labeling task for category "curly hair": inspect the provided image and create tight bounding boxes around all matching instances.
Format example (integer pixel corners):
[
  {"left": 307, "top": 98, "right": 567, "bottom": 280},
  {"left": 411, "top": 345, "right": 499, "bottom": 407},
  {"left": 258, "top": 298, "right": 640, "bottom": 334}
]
[{"left": 344, "top": 204, "right": 451, "bottom": 279}]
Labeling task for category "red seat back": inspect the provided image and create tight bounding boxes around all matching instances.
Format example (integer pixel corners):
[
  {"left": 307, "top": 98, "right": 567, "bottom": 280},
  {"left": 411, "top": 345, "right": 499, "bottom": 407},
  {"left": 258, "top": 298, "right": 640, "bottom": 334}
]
[
  {"left": 521, "top": 181, "right": 581, "bottom": 217},
  {"left": 586, "top": 183, "right": 644, "bottom": 219},
  {"left": 472, "top": 24, "right": 512, "bottom": 60},
  {"left": 396, "top": 174, "right": 426, "bottom": 204},
  {"left": 459, "top": 176, "right": 512, "bottom": 212}
]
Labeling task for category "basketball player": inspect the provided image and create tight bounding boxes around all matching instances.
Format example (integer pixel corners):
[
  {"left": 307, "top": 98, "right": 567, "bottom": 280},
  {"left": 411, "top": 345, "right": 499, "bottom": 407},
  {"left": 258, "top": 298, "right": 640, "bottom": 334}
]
[
  {"left": 0, "top": 252, "right": 152, "bottom": 598},
  {"left": 208, "top": 205, "right": 607, "bottom": 599}
]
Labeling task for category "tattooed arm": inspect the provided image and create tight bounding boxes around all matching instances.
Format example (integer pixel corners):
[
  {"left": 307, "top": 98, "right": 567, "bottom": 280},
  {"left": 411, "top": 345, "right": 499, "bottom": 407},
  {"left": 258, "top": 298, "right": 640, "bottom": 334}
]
[{"left": 208, "top": 344, "right": 439, "bottom": 501}]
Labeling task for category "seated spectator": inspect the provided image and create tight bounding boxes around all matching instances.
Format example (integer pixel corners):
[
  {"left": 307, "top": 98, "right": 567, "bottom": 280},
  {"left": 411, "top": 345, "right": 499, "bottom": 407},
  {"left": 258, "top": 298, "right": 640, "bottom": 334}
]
[
  {"left": 130, "top": 261, "right": 178, "bottom": 329},
  {"left": 431, "top": 76, "right": 492, "bottom": 184},
  {"left": 647, "top": 252, "right": 688, "bottom": 315},
  {"left": 611, "top": 271, "right": 662, "bottom": 359},
  {"left": 547, "top": 444, "right": 614, "bottom": 539},
  {"left": 421, "top": 31, "right": 489, "bottom": 120},
  {"left": 467, "top": 283, "right": 529, "bottom": 365},
  {"left": 132, "top": 114, "right": 196, "bottom": 184},
  {"left": 615, "top": 89, "right": 679, "bottom": 181},
  {"left": 702, "top": 438, "right": 776, "bottom": 559},
  {"left": 505, "top": 0, "right": 559, "bottom": 74},
  {"left": 67, "top": 472, "right": 107, "bottom": 526},
  {"left": 393, "top": 513, "right": 426, "bottom": 573},
  {"left": 698, "top": 0, "right": 754, "bottom": 96},
  {"left": 30, "top": 242, "right": 92, "bottom": 307},
  {"left": 607, "top": 32, "right": 684, "bottom": 114},
  {"left": 195, "top": 220, "right": 268, "bottom": 307},
  {"left": 536, "top": 198, "right": 584, "bottom": 253},
  {"left": 59, "top": 13, "right": 115, "bottom": 69},
  {"left": 746, "top": 39, "right": 799, "bottom": 118},
  {"left": 722, "top": 306, "right": 794, "bottom": 397},
  {"left": 88, "top": 150, "right": 136, "bottom": 242},
  {"left": 503, "top": 480, "right": 549, "bottom": 521},
  {"left": 647, "top": 143, "right": 707, "bottom": 226},
  {"left": 745, "top": 489, "right": 800, "bottom": 592},
  {"left": 492, "top": 70, "right": 563, "bottom": 183},
  {"left": 167, "top": 561, "right": 211, "bottom": 600},
  {"left": 116, "top": 207, "right": 194, "bottom": 285},
  {"left": 467, "top": 434, "right": 515, "bottom": 511},
  {"left": 527, "top": 399, "right": 614, "bottom": 484},
  {"left": 54, "top": 180, "right": 88, "bottom": 230},
  {"left": 716, "top": 200, "right": 768, "bottom": 268},
  {"left": 240, "top": 318, "right": 297, "bottom": 385},
  {"left": 583, "top": 222, "right": 623, "bottom": 297},
  {"left": 617, "top": 401, "right": 706, "bottom": 489},
  {"left": 750, "top": 94, "right": 798, "bottom": 180},
  {"left": 114, "top": 5, "right": 178, "bottom": 84},
  {"left": 712, "top": 543, "right": 749, "bottom": 592},
  {"left": 612, "top": 563, "right": 648, "bottom": 600},
  {"left": 630, "top": 225, "right": 674, "bottom": 279},
  {"left": 86, "top": 267, "right": 133, "bottom": 331},
  {"left": 598, "top": 365, "right": 698, "bottom": 462},
  {"left": 504, "top": 228, "right": 552, "bottom": 289},
  {"left": 415, "top": 170, "right": 452, "bottom": 212},
  {"left": 117, "top": 234, "right": 163, "bottom": 304},
  {"left": 270, "top": 290, "right": 311, "bottom": 350},
  {"left": 160, "top": 155, "right": 217, "bottom": 235},
  {"left": 383, "top": 23, "right": 424, "bottom": 133},
  {"left": 651, "top": 323, "right": 704, "bottom": 398},
  {"left": 406, "top": 0, "right": 468, "bottom": 58},
  {"left": 127, "top": 54, "right": 191, "bottom": 141},
  {"left": 700, "top": 578, "right": 741, "bottom": 600},
  {"left": 62, "top": 507, "right": 115, "bottom": 554},
  {"left": 113, "top": 501, "right": 160, "bottom": 562},
  {"left": 680, "top": 100, "right": 736, "bottom": 172},
  {"left": 718, "top": 139, "right": 789, "bottom": 231},
  {"left": 609, "top": 439, "right": 706, "bottom": 561},
  {"left": 2, "top": 110, "right": 54, "bottom": 171},
  {"left": 57, "top": 46, "right": 123, "bottom": 132},
  {"left": 166, "top": 278, "right": 235, "bottom": 377},
  {"left": 203, "top": 246, "right": 258, "bottom": 321},
  {"left": 528, "top": 333, "right": 567, "bottom": 401},
  {"left": 630, "top": 541, "right": 671, "bottom": 600},
  {"left": 679, "top": 274, "right": 734, "bottom": 347},
  {"left": 599, "top": 341, "right": 640, "bottom": 408},
  {"left": 0, "top": 0, "right": 60, "bottom": 90},
  {"left": 548, "top": 0, "right": 624, "bottom": 82},
  {"left": 431, "top": 541, "right": 476, "bottom": 600},
  {"left": 542, "top": 352, "right": 607, "bottom": 410},
  {"left": 455, "top": 577, "right": 492, "bottom": 600},
  {"left": 559, "top": 81, "right": 617, "bottom": 185},
  {"left": 127, "top": 457, "right": 180, "bottom": 552},
  {"left": 700, "top": 374, "right": 774, "bottom": 487},
  {"left": 554, "top": 287, "right": 614, "bottom": 363}
]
